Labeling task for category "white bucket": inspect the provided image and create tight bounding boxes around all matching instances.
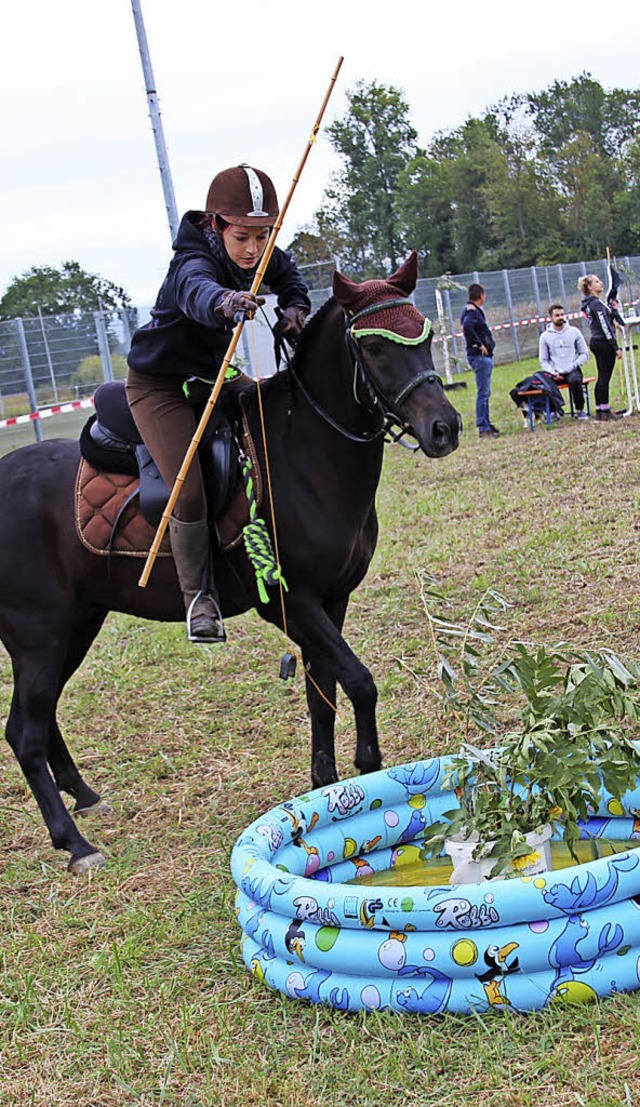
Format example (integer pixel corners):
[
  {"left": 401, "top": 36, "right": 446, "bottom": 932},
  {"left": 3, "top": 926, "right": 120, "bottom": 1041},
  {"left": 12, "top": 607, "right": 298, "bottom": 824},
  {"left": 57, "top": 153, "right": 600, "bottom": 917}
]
[{"left": 444, "top": 825, "right": 553, "bottom": 884}]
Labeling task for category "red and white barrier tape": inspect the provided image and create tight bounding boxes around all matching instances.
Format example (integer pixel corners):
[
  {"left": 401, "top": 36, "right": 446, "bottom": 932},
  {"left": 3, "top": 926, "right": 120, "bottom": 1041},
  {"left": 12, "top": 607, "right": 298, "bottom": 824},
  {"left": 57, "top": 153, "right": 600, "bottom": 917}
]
[
  {"left": 3, "top": 294, "right": 640, "bottom": 422},
  {"left": 436, "top": 303, "right": 640, "bottom": 343},
  {"left": 0, "top": 397, "right": 94, "bottom": 430}
]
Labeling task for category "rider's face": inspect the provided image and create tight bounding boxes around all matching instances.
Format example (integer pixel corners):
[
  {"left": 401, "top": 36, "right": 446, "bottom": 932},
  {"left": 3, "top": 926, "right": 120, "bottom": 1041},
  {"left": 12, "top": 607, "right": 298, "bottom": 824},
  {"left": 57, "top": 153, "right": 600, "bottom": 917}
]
[{"left": 221, "top": 224, "right": 271, "bottom": 269}]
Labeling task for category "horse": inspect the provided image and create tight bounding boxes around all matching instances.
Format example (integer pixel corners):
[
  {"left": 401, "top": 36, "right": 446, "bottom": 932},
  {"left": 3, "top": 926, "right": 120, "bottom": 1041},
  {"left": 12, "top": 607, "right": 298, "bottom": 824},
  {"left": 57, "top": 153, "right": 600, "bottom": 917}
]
[{"left": 0, "top": 252, "right": 460, "bottom": 873}]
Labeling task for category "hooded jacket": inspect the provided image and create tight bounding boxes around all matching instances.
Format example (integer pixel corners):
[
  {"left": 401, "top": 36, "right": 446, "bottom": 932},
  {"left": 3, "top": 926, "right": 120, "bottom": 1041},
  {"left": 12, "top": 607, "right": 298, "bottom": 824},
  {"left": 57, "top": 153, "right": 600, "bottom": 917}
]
[
  {"left": 127, "top": 212, "right": 311, "bottom": 381},
  {"left": 459, "top": 303, "right": 495, "bottom": 358},
  {"left": 538, "top": 321, "right": 589, "bottom": 377},
  {"left": 581, "top": 294, "right": 619, "bottom": 351}
]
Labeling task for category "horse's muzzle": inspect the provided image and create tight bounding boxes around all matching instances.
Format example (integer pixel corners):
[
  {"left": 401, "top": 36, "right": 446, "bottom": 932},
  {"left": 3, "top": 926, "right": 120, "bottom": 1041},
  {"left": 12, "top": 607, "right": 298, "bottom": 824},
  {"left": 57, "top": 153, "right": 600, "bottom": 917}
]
[{"left": 422, "top": 413, "right": 461, "bottom": 457}]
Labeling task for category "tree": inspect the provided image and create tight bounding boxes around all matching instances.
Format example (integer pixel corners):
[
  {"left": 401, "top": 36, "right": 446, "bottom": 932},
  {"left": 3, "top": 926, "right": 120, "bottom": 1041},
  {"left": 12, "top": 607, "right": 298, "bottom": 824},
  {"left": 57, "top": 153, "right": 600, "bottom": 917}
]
[
  {"left": 520, "top": 74, "right": 640, "bottom": 256},
  {"left": 305, "top": 73, "right": 640, "bottom": 283},
  {"left": 525, "top": 73, "right": 640, "bottom": 163},
  {"left": 395, "top": 154, "right": 457, "bottom": 275},
  {"left": 483, "top": 107, "right": 564, "bottom": 267},
  {"left": 318, "top": 81, "right": 421, "bottom": 277},
  {"left": 0, "top": 260, "right": 132, "bottom": 320},
  {"left": 612, "top": 135, "right": 640, "bottom": 253},
  {"left": 553, "top": 132, "right": 615, "bottom": 256},
  {"left": 285, "top": 218, "right": 346, "bottom": 286},
  {"left": 0, "top": 262, "right": 135, "bottom": 394}
]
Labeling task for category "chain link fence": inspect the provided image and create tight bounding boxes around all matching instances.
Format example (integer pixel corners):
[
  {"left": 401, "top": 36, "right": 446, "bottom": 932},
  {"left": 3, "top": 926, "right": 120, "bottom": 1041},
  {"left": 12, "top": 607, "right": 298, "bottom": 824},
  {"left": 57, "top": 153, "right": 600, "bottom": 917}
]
[{"left": 2, "top": 255, "right": 639, "bottom": 445}]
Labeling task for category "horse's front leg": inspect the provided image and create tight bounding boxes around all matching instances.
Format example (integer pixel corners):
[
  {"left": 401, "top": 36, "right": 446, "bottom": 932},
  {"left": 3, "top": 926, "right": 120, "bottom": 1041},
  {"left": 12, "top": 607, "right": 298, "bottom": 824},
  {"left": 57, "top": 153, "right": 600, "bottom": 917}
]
[
  {"left": 284, "top": 596, "right": 381, "bottom": 786},
  {"left": 302, "top": 653, "right": 339, "bottom": 786}
]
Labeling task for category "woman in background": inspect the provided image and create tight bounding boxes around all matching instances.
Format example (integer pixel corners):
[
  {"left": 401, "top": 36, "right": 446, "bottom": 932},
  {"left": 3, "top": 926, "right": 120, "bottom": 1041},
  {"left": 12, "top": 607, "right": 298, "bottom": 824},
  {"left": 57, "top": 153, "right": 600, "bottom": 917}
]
[{"left": 578, "top": 273, "right": 623, "bottom": 422}]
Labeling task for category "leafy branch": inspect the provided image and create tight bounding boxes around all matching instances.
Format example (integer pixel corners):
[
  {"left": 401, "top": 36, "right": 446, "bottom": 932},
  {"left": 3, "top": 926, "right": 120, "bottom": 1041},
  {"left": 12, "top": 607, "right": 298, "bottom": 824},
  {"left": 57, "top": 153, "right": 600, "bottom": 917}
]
[{"left": 418, "top": 577, "right": 640, "bottom": 877}]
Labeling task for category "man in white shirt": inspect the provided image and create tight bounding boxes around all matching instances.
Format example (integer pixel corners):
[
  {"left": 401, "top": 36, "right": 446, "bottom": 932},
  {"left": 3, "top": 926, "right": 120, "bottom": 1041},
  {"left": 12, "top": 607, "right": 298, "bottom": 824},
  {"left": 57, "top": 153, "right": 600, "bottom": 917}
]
[{"left": 538, "top": 303, "right": 590, "bottom": 419}]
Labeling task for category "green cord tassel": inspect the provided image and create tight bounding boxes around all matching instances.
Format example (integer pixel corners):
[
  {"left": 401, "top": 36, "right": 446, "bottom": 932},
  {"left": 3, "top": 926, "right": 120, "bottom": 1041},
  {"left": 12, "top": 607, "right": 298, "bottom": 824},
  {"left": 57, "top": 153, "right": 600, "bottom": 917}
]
[{"left": 240, "top": 454, "right": 288, "bottom": 604}]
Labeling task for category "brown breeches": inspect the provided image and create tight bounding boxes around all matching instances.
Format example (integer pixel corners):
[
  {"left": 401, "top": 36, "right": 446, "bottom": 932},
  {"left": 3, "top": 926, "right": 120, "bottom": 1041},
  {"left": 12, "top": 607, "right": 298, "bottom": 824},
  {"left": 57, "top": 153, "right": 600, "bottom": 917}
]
[{"left": 125, "top": 368, "right": 206, "bottom": 522}]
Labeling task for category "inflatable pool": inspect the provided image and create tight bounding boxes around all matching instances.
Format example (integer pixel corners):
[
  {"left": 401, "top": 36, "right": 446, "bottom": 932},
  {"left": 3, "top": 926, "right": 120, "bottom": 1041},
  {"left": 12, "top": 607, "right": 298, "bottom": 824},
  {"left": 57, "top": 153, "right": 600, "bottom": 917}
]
[{"left": 230, "top": 757, "right": 640, "bottom": 1014}]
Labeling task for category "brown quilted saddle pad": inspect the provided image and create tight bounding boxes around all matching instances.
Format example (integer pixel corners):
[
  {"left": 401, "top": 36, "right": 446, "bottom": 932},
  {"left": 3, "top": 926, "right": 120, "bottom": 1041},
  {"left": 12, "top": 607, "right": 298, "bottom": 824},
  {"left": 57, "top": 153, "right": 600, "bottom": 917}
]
[{"left": 75, "top": 433, "right": 261, "bottom": 559}]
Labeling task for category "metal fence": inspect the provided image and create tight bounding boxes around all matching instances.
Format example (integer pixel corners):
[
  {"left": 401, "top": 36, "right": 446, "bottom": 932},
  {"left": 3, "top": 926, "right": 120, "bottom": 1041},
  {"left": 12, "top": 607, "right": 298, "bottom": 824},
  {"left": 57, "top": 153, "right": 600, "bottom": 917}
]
[{"left": 2, "top": 254, "right": 639, "bottom": 444}]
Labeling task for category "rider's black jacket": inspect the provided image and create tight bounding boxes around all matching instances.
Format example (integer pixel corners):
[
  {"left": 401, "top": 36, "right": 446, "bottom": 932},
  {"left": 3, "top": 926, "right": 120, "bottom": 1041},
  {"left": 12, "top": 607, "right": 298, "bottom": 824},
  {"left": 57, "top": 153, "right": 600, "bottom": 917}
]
[{"left": 127, "top": 212, "right": 310, "bottom": 381}]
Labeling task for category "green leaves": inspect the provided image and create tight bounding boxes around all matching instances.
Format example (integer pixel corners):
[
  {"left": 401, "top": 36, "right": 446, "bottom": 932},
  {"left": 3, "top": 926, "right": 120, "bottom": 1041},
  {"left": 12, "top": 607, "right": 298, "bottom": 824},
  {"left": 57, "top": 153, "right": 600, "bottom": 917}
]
[
  {"left": 321, "top": 80, "right": 421, "bottom": 277},
  {"left": 0, "top": 261, "right": 132, "bottom": 321},
  {"left": 420, "top": 582, "right": 640, "bottom": 877},
  {"left": 312, "top": 73, "right": 640, "bottom": 275}
]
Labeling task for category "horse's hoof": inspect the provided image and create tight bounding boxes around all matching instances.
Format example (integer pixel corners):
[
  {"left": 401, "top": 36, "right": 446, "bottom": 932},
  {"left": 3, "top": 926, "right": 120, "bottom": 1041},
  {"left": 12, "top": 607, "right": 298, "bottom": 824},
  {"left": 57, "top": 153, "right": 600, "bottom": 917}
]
[
  {"left": 75, "top": 799, "right": 114, "bottom": 818},
  {"left": 68, "top": 851, "right": 107, "bottom": 875}
]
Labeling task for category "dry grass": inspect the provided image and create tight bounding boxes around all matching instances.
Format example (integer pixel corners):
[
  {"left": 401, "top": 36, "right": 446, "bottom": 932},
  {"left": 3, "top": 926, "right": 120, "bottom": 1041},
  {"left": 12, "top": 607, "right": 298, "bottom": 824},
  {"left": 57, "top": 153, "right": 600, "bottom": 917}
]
[{"left": 1, "top": 360, "right": 640, "bottom": 1106}]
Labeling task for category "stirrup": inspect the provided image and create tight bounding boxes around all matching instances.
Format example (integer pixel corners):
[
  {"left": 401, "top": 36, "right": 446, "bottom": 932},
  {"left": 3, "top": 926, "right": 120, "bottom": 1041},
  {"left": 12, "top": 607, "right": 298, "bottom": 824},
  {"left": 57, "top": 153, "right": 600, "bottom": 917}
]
[{"left": 186, "top": 591, "right": 227, "bottom": 644}]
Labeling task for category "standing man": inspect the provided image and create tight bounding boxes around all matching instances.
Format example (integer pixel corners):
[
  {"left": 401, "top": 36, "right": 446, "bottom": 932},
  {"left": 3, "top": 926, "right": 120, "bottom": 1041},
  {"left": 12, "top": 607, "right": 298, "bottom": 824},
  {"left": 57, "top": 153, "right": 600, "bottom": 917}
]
[
  {"left": 539, "top": 303, "right": 590, "bottom": 419},
  {"left": 460, "top": 283, "right": 499, "bottom": 438}
]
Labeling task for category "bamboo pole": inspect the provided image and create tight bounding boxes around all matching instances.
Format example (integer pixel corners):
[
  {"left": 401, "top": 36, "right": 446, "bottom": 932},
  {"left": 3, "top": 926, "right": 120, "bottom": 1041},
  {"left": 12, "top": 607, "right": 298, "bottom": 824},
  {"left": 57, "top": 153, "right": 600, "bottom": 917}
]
[{"left": 138, "top": 57, "right": 344, "bottom": 587}]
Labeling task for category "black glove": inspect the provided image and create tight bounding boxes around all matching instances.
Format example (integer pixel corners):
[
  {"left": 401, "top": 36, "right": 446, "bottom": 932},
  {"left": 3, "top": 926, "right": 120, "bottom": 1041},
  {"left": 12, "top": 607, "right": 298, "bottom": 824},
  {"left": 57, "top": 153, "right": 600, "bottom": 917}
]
[
  {"left": 215, "top": 290, "right": 265, "bottom": 323},
  {"left": 279, "top": 305, "right": 309, "bottom": 338}
]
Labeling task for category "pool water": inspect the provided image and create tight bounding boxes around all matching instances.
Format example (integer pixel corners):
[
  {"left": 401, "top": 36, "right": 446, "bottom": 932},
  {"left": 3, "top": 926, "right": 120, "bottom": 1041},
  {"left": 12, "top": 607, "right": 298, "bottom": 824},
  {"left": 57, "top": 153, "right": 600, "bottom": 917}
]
[{"left": 350, "top": 839, "right": 640, "bottom": 887}]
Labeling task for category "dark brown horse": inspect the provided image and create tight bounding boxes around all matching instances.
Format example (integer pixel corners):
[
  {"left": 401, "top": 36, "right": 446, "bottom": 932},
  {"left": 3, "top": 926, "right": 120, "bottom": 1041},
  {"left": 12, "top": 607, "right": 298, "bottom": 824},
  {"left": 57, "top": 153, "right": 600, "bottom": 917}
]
[{"left": 0, "top": 254, "right": 460, "bottom": 872}]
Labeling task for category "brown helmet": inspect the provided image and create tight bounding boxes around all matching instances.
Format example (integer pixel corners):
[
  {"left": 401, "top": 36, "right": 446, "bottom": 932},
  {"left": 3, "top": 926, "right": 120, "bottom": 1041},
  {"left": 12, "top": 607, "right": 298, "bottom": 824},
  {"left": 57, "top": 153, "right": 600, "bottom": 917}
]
[{"left": 205, "top": 164, "right": 279, "bottom": 227}]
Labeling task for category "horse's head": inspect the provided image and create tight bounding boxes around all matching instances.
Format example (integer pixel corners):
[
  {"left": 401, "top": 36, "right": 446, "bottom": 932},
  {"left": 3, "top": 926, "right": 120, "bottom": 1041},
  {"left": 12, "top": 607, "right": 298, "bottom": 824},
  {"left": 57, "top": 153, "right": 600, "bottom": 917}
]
[{"left": 333, "top": 253, "right": 461, "bottom": 458}]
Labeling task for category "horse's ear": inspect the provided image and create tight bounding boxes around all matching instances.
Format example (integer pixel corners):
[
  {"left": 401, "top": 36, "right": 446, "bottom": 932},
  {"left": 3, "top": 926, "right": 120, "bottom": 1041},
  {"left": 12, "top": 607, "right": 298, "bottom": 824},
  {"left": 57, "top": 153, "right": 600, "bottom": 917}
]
[
  {"left": 387, "top": 251, "right": 419, "bottom": 295},
  {"left": 332, "top": 269, "right": 366, "bottom": 310}
]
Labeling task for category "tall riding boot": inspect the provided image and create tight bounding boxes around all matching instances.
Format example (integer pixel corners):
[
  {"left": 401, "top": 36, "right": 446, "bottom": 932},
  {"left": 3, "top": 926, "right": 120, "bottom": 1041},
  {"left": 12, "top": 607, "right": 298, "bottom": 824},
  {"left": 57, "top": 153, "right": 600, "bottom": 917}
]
[{"left": 169, "top": 518, "right": 226, "bottom": 644}]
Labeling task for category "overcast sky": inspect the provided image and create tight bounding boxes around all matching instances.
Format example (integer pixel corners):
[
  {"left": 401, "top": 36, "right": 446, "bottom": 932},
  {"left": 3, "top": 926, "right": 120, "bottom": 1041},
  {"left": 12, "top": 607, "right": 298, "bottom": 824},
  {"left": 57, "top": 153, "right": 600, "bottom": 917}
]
[{"left": 2, "top": 0, "right": 639, "bottom": 307}]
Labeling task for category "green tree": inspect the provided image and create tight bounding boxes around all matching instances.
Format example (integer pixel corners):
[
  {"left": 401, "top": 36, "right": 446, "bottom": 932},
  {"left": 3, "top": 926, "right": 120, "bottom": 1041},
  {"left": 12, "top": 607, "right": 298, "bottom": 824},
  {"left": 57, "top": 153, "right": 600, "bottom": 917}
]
[
  {"left": 522, "top": 74, "right": 640, "bottom": 256},
  {"left": 612, "top": 135, "right": 640, "bottom": 253},
  {"left": 525, "top": 73, "right": 640, "bottom": 162},
  {"left": 286, "top": 218, "right": 346, "bottom": 286},
  {"left": 395, "top": 154, "right": 457, "bottom": 275},
  {"left": 309, "top": 72, "right": 640, "bottom": 280},
  {"left": 0, "top": 262, "right": 135, "bottom": 395},
  {"left": 0, "top": 260, "right": 131, "bottom": 320},
  {"left": 286, "top": 221, "right": 344, "bottom": 266},
  {"left": 319, "top": 80, "right": 421, "bottom": 277},
  {"left": 553, "top": 132, "right": 615, "bottom": 256},
  {"left": 483, "top": 108, "right": 565, "bottom": 267}
]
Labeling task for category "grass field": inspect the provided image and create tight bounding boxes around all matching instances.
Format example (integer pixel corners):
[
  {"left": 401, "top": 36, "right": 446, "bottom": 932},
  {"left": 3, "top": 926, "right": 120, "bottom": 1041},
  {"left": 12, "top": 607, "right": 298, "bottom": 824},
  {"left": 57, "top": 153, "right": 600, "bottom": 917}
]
[{"left": 1, "top": 358, "right": 640, "bottom": 1106}]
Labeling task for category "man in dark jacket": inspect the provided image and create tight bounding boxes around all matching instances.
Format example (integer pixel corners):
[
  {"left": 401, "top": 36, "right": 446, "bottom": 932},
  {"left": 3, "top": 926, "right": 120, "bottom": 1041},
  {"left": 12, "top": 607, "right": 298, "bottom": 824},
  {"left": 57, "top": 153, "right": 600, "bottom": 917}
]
[
  {"left": 460, "top": 283, "right": 499, "bottom": 438},
  {"left": 126, "top": 164, "right": 310, "bottom": 642}
]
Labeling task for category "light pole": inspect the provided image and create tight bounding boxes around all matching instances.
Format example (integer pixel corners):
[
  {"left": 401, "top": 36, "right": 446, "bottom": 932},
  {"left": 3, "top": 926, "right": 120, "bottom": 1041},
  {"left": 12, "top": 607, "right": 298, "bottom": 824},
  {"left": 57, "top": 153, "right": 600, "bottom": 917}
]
[{"left": 130, "top": 0, "right": 179, "bottom": 242}]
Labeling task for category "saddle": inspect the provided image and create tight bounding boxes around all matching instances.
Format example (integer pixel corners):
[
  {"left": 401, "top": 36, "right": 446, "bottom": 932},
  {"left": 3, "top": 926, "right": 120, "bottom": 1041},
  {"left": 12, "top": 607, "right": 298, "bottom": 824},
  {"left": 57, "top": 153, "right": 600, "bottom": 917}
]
[{"left": 76, "top": 380, "right": 261, "bottom": 558}]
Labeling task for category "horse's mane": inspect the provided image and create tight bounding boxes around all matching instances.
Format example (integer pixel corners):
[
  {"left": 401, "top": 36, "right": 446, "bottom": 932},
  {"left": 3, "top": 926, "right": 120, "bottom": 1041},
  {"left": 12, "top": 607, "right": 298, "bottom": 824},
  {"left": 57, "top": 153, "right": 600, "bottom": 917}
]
[
  {"left": 244, "top": 296, "right": 342, "bottom": 407},
  {"left": 290, "top": 295, "right": 341, "bottom": 372}
]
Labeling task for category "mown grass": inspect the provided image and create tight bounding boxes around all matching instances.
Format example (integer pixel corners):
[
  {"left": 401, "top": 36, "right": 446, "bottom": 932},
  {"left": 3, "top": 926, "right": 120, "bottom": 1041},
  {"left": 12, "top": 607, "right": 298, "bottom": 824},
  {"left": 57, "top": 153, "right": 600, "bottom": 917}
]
[{"left": 1, "top": 358, "right": 639, "bottom": 1106}]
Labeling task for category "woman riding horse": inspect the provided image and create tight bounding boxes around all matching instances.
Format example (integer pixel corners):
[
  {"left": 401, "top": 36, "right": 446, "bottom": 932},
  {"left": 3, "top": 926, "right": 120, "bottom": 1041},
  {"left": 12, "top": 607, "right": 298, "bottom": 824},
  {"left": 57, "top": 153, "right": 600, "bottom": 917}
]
[
  {"left": 0, "top": 250, "right": 460, "bottom": 872},
  {"left": 126, "top": 164, "right": 311, "bottom": 643}
]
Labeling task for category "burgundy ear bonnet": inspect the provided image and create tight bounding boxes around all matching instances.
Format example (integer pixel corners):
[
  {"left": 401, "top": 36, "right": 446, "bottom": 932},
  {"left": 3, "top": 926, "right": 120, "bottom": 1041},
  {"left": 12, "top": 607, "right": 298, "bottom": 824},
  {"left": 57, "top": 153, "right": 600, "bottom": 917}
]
[{"left": 332, "top": 252, "right": 430, "bottom": 342}]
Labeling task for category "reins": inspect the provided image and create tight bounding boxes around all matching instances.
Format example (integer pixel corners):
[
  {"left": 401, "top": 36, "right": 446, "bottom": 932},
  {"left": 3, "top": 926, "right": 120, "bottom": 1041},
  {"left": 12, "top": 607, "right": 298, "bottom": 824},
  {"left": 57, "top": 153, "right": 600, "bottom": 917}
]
[
  {"left": 245, "top": 319, "right": 341, "bottom": 717},
  {"left": 274, "top": 298, "right": 443, "bottom": 449}
]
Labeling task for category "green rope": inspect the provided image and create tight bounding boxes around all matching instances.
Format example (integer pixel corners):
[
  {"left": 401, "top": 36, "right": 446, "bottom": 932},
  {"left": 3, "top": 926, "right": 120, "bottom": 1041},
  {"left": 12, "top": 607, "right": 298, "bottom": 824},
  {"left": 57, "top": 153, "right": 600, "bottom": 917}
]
[{"left": 240, "top": 454, "right": 288, "bottom": 605}]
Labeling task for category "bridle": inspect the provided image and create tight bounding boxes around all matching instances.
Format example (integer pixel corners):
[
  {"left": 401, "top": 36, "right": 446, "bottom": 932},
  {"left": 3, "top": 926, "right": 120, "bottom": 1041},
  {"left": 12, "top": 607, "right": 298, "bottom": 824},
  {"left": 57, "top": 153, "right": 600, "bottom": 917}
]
[{"left": 286, "top": 297, "right": 443, "bottom": 448}]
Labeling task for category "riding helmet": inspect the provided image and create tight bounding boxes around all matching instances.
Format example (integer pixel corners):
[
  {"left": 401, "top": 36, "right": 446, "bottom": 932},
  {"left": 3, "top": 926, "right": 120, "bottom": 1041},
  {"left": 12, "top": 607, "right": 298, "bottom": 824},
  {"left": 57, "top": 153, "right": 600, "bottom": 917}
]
[{"left": 205, "top": 165, "right": 279, "bottom": 227}]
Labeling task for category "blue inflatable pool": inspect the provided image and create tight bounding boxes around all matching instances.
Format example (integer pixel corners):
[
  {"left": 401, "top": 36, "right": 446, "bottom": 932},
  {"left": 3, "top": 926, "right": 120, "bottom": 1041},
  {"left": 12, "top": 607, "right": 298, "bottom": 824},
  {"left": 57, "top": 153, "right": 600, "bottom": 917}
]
[{"left": 230, "top": 757, "right": 640, "bottom": 1014}]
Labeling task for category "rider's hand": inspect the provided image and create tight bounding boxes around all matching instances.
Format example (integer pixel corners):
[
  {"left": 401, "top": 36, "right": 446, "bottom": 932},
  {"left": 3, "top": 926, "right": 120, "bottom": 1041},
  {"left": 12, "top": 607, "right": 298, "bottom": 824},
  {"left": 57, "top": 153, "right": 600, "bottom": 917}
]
[
  {"left": 279, "top": 305, "right": 309, "bottom": 338},
  {"left": 215, "top": 290, "right": 265, "bottom": 323}
]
